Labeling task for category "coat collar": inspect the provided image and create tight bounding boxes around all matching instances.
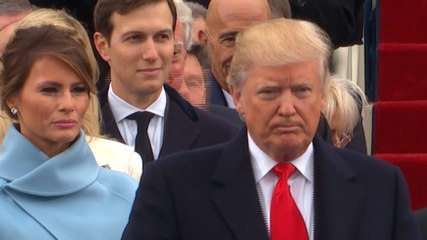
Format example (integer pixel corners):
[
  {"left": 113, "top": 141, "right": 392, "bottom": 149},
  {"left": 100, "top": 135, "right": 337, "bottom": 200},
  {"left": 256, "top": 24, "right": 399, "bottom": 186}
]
[
  {"left": 312, "top": 136, "right": 363, "bottom": 240},
  {"left": 159, "top": 93, "right": 200, "bottom": 156},
  {"left": 211, "top": 126, "right": 269, "bottom": 240},
  {"left": 206, "top": 73, "right": 228, "bottom": 107},
  {"left": 98, "top": 84, "right": 201, "bottom": 150},
  {"left": 210, "top": 126, "right": 363, "bottom": 240},
  {"left": 0, "top": 125, "right": 99, "bottom": 196}
]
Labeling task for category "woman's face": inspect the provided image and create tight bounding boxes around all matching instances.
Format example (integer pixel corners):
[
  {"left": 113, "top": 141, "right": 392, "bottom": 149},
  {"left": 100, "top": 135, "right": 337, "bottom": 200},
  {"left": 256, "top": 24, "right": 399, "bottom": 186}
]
[{"left": 7, "top": 55, "right": 90, "bottom": 157}]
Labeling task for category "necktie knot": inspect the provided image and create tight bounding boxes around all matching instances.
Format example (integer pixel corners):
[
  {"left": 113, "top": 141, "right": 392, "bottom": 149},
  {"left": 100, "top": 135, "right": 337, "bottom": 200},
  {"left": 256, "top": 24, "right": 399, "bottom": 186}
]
[
  {"left": 127, "top": 111, "right": 154, "bottom": 129},
  {"left": 126, "top": 111, "right": 155, "bottom": 167},
  {"left": 273, "top": 162, "right": 296, "bottom": 180}
]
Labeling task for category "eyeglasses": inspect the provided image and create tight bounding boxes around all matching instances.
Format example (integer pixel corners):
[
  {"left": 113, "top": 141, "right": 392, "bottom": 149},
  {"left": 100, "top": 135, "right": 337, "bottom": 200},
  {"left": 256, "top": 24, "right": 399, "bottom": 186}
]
[
  {"left": 337, "top": 134, "right": 352, "bottom": 148},
  {"left": 173, "top": 41, "right": 185, "bottom": 62}
]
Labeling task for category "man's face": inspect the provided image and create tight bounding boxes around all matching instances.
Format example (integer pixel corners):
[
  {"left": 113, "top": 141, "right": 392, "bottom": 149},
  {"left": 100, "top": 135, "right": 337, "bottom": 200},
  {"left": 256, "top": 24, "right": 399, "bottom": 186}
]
[
  {"left": 167, "top": 19, "right": 189, "bottom": 99},
  {"left": 205, "top": 0, "right": 270, "bottom": 92},
  {"left": 231, "top": 59, "right": 325, "bottom": 162},
  {"left": 184, "top": 53, "right": 206, "bottom": 105},
  {"left": 94, "top": 2, "right": 174, "bottom": 108}
]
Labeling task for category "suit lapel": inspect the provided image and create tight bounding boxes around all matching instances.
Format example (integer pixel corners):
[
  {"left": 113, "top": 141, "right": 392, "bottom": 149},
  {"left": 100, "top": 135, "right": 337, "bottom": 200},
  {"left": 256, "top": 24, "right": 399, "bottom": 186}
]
[
  {"left": 206, "top": 73, "right": 228, "bottom": 106},
  {"left": 98, "top": 85, "right": 125, "bottom": 143},
  {"left": 210, "top": 128, "right": 269, "bottom": 240},
  {"left": 313, "top": 136, "right": 363, "bottom": 240},
  {"left": 100, "top": 100, "right": 125, "bottom": 143},
  {"left": 159, "top": 96, "right": 199, "bottom": 156}
]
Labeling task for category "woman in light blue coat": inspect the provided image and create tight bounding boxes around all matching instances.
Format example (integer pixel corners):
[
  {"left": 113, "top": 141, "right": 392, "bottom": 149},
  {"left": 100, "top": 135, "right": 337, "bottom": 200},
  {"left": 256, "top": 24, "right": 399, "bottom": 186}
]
[{"left": 0, "top": 9, "right": 137, "bottom": 240}]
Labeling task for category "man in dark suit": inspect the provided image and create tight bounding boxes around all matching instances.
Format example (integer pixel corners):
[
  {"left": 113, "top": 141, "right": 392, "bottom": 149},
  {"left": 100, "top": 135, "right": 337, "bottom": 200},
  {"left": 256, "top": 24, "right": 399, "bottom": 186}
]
[
  {"left": 93, "top": 0, "right": 238, "bottom": 166},
  {"left": 289, "top": 0, "right": 364, "bottom": 48},
  {"left": 122, "top": 18, "right": 420, "bottom": 240},
  {"left": 205, "top": 0, "right": 367, "bottom": 154}
]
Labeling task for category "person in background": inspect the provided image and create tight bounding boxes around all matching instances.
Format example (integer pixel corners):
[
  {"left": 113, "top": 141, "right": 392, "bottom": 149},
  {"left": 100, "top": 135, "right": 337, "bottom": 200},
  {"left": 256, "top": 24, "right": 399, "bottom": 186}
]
[
  {"left": 168, "top": 0, "right": 241, "bottom": 124},
  {"left": 185, "top": 1, "right": 207, "bottom": 47},
  {"left": 204, "top": 0, "right": 293, "bottom": 108},
  {"left": 323, "top": 75, "right": 368, "bottom": 150},
  {"left": 122, "top": 18, "right": 421, "bottom": 240},
  {"left": 184, "top": 46, "right": 206, "bottom": 105},
  {"left": 185, "top": 1, "right": 211, "bottom": 84},
  {"left": 0, "top": 9, "right": 137, "bottom": 239},
  {"left": 93, "top": 0, "right": 238, "bottom": 168},
  {"left": 289, "top": 0, "right": 364, "bottom": 48},
  {"left": 0, "top": 0, "right": 32, "bottom": 52},
  {"left": 166, "top": 0, "right": 195, "bottom": 103},
  {"left": 204, "top": 0, "right": 271, "bottom": 108},
  {"left": 0, "top": 5, "right": 143, "bottom": 180}
]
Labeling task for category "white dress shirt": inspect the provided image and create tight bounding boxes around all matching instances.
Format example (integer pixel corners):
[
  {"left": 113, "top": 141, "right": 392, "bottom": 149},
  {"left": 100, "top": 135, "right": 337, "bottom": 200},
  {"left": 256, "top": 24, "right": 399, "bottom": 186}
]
[
  {"left": 248, "top": 132, "right": 314, "bottom": 240},
  {"left": 222, "top": 89, "right": 236, "bottom": 109},
  {"left": 108, "top": 85, "right": 166, "bottom": 160}
]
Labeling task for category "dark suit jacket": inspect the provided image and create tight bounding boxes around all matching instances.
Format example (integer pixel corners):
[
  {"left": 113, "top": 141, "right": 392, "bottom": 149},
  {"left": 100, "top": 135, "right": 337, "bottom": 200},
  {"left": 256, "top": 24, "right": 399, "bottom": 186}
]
[
  {"left": 98, "top": 84, "right": 239, "bottom": 158},
  {"left": 122, "top": 127, "right": 421, "bottom": 240},
  {"left": 289, "top": 0, "right": 364, "bottom": 48},
  {"left": 415, "top": 207, "right": 427, "bottom": 240},
  {"left": 201, "top": 104, "right": 243, "bottom": 126}
]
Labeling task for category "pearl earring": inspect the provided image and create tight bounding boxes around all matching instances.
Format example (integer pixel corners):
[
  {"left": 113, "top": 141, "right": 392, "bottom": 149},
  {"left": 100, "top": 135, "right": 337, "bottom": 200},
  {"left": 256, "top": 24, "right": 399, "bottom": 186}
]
[{"left": 11, "top": 107, "right": 18, "bottom": 115}]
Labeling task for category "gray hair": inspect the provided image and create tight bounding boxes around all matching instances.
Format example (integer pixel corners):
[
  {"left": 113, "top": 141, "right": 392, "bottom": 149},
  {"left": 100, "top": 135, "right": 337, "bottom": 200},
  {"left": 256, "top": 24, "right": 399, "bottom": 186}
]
[
  {"left": 323, "top": 75, "right": 368, "bottom": 138},
  {"left": 185, "top": 1, "right": 207, "bottom": 19},
  {"left": 0, "top": 0, "right": 32, "bottom": 16},
  {"left": 174, "top": 0, "right": 193, "bottom": 50}
]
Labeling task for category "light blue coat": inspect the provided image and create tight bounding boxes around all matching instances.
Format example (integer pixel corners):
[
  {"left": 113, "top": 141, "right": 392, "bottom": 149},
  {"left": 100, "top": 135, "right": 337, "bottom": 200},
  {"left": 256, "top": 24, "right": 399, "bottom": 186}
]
[{"left": 0, "top": 125, "right": 138, "bottom": 240}]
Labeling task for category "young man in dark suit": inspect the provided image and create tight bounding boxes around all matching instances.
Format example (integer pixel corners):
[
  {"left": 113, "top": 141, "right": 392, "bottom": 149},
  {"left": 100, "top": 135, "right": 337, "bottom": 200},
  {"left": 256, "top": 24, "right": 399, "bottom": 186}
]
[
  {"left": 122, "top": 18, "right": 421, "bottom": 240},
  {"left": 92, "top": 0, "right": 238, "bottom": 167}
]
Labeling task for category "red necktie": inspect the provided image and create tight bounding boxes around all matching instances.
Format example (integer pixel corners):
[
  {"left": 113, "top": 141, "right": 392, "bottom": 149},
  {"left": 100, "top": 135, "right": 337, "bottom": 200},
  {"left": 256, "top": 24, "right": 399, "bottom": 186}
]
[{"left": 270, "top": 163, "right": 309, "bottom": 240}]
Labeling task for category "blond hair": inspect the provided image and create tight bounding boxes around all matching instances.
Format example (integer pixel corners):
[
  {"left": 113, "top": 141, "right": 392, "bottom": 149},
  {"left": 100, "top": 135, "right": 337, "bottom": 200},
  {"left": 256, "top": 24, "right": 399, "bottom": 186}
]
[
  {"left": 323, "top": 76, "right": 368, "bottom": 138},
  {"left": 227, "top": 18, "right": 331, "bottom": 95}
]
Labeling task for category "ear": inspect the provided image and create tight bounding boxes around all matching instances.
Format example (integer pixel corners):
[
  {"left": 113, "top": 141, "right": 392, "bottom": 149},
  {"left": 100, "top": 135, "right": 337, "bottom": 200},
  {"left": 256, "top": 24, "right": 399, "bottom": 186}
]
[
  {"left": 93, "top": 32, "right": 111, "bottom": 62},
  {"left": 5, "top": 94, "right": 17, "bottom": 111},
  {"left": 203, "top": 31, "right": 211, "bottom": 54},
  {"left": 320, "top": 95, "right": 325, "bottom": 111},
  {"left": 229, "top": 85, "right": 244, "bottom": 116},
  {"left": 198, "top": 30, "right": 207, "bottom": 45}
]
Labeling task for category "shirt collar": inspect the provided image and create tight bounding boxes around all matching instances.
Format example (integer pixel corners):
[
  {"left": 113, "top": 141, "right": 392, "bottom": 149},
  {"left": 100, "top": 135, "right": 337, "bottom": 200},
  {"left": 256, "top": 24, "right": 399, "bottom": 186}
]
[
  {"left": 108, "top": 84, "right": 167, "bottom": 122},
  {"left": 248, "top": 132, "right": 314, "bottom": 183},
  {"left": 222, "top": 89, "right": 236, "bottom": 109}
]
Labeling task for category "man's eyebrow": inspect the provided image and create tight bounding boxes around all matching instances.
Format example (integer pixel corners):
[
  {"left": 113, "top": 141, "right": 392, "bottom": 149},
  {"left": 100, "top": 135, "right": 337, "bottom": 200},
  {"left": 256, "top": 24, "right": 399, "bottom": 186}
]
[{"left": 121, "top": 29, "right": 173, "bottom": 36}]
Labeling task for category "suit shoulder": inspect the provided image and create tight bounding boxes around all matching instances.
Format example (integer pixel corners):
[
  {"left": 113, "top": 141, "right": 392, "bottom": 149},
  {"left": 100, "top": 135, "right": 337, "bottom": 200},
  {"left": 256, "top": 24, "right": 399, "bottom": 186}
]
[
  {"left": 194, "top": 107, "right": 239, "bottom": 131},
  {"left": 334, "top": 147, "right": 400, "bottom": 176},
  {"left": 156, "top": 142, "right": 227, "bottom": 172}
]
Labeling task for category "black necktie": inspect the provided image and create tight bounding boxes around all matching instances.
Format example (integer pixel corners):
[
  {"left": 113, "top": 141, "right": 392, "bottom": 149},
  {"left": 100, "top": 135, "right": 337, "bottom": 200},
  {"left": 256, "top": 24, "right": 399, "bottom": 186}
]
[{"left": 126, "top": 111, "right": 155, "bottom": 167}]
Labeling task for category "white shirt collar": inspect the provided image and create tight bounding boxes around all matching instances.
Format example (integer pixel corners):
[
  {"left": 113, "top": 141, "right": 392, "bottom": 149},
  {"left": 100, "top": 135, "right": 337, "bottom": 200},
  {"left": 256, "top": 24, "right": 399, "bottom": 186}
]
[
  {"left": 248, "top": 132, "right": 314, "bottom": 183},
  {"left": 222, "top": 89, "right": 236, "bottom": 109},
  {"left": 108, "top": 84, "right": 167, "bottom": 122}
]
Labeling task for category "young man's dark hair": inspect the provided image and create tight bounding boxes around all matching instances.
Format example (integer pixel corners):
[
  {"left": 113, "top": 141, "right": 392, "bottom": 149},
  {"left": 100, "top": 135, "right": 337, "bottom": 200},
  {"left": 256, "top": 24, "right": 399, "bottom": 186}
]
[{"left": 94, "top": 0, "right": 177, "bottom": 42}]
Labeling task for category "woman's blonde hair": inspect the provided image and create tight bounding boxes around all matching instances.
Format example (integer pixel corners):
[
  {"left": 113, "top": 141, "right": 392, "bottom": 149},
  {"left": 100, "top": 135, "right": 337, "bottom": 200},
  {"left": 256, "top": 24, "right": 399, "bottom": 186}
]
[{"left": 323, "top": 75, "right": 368, "bottom": 139}]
